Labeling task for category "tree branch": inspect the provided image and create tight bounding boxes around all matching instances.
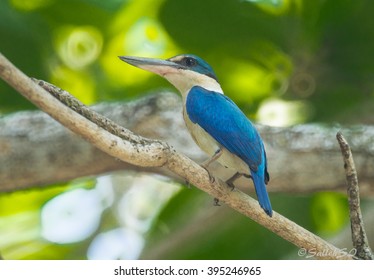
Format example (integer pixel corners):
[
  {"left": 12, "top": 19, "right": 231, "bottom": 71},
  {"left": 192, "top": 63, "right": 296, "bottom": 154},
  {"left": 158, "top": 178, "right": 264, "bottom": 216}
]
[
  {"left": 0, "top": 52, "right": 354, "bottom": 259},
  {"left": 2, "top": 97, "right": 374, "bottom": 194},
  {"left": 336, "top": 132, "right": 373, "bottom": 259}
]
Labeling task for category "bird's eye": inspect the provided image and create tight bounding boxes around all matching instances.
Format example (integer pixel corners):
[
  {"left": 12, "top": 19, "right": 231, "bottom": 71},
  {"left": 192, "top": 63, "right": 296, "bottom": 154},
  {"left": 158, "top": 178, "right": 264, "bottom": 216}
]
[{"left": 183, "top": 57, "right": 196, "bottom": 67}]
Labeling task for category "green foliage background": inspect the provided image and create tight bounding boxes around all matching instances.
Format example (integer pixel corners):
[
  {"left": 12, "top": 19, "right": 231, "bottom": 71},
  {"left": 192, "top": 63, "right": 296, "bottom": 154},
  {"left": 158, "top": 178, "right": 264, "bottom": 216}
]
[{"left": 0, "top": 0, "right": 373, "bottom": 259}]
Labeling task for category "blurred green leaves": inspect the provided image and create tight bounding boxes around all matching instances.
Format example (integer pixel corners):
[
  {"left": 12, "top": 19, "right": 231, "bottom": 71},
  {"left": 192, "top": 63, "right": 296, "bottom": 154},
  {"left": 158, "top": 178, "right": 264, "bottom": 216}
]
[
  {"left": 1, "top": 0, "right": 373, "bottom": 260},
  {"left": 0, "top": 182, "right": 71, "bottom": 259},
  {"left": 311, "top": 192, "right": 349, "bottom": 234},
  {"left": 158, "top": 0, "right": 374, "bottom": 123},
  {"left": 2, "top": 0, "right": 374, "bottom": 124},
  {"left": 143, "top": 189, "right": 316, "bottom": 259}
]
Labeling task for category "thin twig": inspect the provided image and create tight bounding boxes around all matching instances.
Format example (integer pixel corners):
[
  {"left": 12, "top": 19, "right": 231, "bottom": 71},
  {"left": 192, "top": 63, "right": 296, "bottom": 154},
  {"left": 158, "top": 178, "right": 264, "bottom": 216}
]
[
  {"left": 336, "top": 132, "right": 373, "bottom": 260},
  {"left": 0, "top": 52, "right": 353, "bottom": 259}
]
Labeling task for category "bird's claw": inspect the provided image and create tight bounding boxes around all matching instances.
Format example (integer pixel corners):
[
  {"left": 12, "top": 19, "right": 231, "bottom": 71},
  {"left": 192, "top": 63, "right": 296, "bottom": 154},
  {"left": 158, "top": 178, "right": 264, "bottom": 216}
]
[
  {"left": 227, "top": 182, "right": 235, "bottom": 191},
  {"left": 213, "top": 198, "right": 221, "bottom": 206},
  {"left": 201, "top": 166, "right": 220, "bottom": 206},
  {"left": 201, "top": 165, "right": 215, "bottom": 184},
  {"left": 209, "top": 174, "right": 215, "bottom": 184},
  {"left": 225, "top": 172, "right": 252, "bottom": 191}
]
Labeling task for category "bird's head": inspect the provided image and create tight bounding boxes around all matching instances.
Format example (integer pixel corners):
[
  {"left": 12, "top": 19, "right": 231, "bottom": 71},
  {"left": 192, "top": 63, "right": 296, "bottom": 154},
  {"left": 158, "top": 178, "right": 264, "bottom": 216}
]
[{"left": 119, "top": 54, "right": 223, "bottom": 97}]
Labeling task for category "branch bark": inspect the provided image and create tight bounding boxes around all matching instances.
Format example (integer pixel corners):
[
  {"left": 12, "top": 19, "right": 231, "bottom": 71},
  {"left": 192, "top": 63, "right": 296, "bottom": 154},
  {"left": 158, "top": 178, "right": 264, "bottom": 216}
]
[
  {"left": 336, "top": 132, "right": 373, "bottom": 259},
  {"left": 0, "top": 52, "right": 356, "bottom": 259},
  {"left": 2, "top": 95, "right": 374, "bottom": 194}
]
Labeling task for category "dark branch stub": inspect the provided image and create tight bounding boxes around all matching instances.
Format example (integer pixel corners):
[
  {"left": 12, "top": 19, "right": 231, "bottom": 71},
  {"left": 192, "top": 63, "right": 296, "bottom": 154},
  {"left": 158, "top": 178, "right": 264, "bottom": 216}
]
[{"left": 336, "top": 131, "right": 373, "bottom": 260}]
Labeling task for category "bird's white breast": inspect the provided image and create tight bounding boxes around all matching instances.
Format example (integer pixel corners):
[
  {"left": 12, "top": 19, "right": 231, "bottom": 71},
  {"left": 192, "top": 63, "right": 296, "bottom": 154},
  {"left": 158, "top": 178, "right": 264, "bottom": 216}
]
[
  {"left": 183, "top": 109, "right": 249, "bottom": 175},
  {"left": 165, "top": 68, "right": 250, "bottom": 175}
]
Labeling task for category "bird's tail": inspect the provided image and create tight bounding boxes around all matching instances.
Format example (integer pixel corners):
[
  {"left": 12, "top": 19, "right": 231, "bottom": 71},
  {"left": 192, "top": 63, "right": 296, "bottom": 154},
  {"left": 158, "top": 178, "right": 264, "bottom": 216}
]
[{"left": 251, "top": 171, "right": 273, "bottom": 217}]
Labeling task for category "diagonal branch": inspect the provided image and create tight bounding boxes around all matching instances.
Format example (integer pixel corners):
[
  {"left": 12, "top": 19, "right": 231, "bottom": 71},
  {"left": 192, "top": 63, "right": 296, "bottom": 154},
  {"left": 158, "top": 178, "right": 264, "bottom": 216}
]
[
  {"left": 0, "top": 52, "right": 353, "bottom": 259},
  {"left": 2, "top": 99, "right": 374, "bottom": 193},
  {"left": 336, "top": 132, "right": 373, "bottom": 260}
]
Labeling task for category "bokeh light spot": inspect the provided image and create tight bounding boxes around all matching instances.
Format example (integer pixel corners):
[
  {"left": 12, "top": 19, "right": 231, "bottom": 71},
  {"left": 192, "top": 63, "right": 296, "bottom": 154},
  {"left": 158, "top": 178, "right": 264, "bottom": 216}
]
[
  {"left": 224, "top": 62, "right": 272, "bottom": 103},
  {"left": 145, "top": 25, "right": 159, "bottom": 42},
  {"left": 87, "top": 228, "right": 144, "bottom": 260},
  {"left": 118, "top": 175, "right": 180, "bottom": 233},
  {"left": 124, "top": 17, "right": 167, "bottom": 57},
  {"left": 257, "top": 97, "right": 313, "bottom": 126},
  {"left": 54, "top": 25, "right": 103, "bottom": 69},
  {"left": 41, "top": 189, "right": 104, "bottom": 244}
]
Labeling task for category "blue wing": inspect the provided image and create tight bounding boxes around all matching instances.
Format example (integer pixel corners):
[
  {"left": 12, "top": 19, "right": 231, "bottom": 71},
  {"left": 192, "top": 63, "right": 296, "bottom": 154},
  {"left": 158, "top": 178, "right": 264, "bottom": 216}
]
[
  {"left": 186, "top": 86, "right": 272, "bottom": 216},
  {"left": 186, "top": 86, "right": 264, "bottom": 172}
]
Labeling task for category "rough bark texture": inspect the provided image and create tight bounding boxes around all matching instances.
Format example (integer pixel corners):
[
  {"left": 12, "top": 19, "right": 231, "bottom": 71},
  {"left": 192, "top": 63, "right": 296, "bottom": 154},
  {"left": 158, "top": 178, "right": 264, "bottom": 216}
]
[
  {"left": 1, "top": 92, "right": 374, "bottom": 195},
  {"left": 0, "top": 52, "right": 359, "bottom": 259},
  {"left": 337, "top": 132, "right": 373, "bottom": 259}
]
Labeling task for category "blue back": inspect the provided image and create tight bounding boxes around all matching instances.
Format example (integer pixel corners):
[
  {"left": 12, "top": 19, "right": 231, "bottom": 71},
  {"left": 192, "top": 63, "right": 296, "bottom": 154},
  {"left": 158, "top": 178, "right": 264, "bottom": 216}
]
[
  {"left": 186, "top": 86, "right": 264, "bottom": 172},
  {"left": 186, "top": 86, "right": 272, "bottom": 216}
]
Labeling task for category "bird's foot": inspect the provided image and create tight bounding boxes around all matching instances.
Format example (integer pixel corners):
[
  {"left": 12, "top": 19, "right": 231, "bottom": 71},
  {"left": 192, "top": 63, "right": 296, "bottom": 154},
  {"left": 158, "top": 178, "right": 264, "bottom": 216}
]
[
  {"left": 201, "top": 148, "right": 223, "bottom": 170},
  {"left": 226, "top": 181, "right": 236, "bottom": 191},
  {"left": 201, "top": 165, "right": 216, "bottom": 184},
  {"left": 225, "top": 172, "right": 252, "bottom": 191},
  {"left": 213, "top": 198, "right": 221, "bottom": 206}
]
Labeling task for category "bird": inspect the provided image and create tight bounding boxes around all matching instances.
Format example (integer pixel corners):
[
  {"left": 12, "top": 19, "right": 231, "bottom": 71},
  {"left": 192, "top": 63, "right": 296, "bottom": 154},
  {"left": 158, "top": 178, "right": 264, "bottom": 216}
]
[{"left": 119, "top": 54, "right": 273, "bottom": 217}]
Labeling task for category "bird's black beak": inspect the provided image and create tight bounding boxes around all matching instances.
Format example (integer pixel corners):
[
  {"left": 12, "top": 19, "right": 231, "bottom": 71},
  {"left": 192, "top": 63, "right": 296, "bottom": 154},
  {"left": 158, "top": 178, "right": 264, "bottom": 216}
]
[{"left": 119, "top": 56, "right": 180, "bottom": 76}]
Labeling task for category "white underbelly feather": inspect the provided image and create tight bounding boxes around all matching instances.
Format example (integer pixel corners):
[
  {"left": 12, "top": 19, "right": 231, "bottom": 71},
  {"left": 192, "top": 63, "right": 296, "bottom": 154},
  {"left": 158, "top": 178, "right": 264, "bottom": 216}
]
[{"left": 183, "top": 110, "right": 249, "bottom": 175}]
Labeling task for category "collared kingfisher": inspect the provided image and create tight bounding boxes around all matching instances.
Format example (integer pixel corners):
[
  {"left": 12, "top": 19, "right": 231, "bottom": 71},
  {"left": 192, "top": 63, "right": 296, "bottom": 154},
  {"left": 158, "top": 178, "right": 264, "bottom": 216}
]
[{"left": 119, "top": 54, "right": 273, "bottom": 217}]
